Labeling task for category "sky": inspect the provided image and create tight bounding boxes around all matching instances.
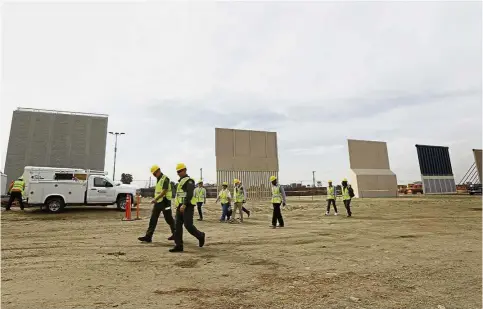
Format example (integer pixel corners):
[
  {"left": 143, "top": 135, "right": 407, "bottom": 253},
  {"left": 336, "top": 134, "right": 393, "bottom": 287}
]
[{"left": 0, "top": 1, "right": 481, "bottom": 187}]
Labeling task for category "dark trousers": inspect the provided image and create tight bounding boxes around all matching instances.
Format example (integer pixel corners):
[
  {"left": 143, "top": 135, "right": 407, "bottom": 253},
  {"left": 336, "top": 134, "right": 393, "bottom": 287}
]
[
  {"left": 242, "top": 206, "right": 250, "bottom": 214},
  {"left": 197, "top": 202, "right": 203, "bottom": 219},
  {"left": 174, "top": 204, "right": 203, "bottom": 247},
  {"left": 7, "top": 192, "right": 24, "bottom": 210},
  {"left": 272, "top": 203, "right": 284, "bottom": 227},
  {"left": 326, "top": 199, "right": 337, "bottom": 213},
  {"left": 146, "top": 200, "right": 175, "bottom": 238},
  {"left": 343, "top": 199, "right": 352, "bottom": 216}
]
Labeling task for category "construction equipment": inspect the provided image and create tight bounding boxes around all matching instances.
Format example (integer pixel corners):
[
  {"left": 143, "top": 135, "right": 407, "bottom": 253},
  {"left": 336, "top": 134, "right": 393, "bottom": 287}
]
[{"left": 400, "top": 183, "right": 424, "bottom": 194}]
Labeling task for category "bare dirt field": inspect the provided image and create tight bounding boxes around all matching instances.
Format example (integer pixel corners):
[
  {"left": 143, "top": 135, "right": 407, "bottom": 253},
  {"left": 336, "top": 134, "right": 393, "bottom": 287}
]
[{"left": 1, "top": 195, "right": 482, "bottom": 309}]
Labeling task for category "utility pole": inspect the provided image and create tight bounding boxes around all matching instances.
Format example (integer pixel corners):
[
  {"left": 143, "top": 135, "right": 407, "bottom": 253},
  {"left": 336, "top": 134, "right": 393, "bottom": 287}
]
[
  {"left": 200, "top": 168, "right": 203, "bottom": 182},
  {"left": 312, "top": 171, "right": 316, "bottom": 200},
  {"left": 108, "top": 132, "right": 125, "bottom": 181}
]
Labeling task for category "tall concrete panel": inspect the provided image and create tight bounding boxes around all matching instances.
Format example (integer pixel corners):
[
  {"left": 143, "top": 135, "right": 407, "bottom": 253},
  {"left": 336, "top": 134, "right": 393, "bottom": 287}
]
[
  {"left": 347, "top": 139, "right": 398, "bottom": 198},
  {"left": 473, "top": 149, "right": 482, "bottom": 183},
  {"left": 4, "top": 108, "right": 108, "bottom": 185},
  {"left": 215, "top": 128, "right": 279, "bottom": 200}
]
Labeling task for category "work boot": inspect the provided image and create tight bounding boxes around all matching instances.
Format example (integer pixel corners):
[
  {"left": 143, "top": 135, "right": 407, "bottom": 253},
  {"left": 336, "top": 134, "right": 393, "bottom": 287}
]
[
  {"left": 197, "top": 218, "right": 203, "bottom": 221},
  {"left": 5, "top": 208, "right": 10, "bottom": 211},
  {"left": 138, "top": 236, "right": 152, "bottom": 243},
  {"left": 325, "top": 212, "right": 329, "bottom": 216},
  {"left": 198, "top": 232, "right": 206, "bottom": 248},
  {"left": 169, "top": 246, "right": 184, "bottom": 253},
  {"left": 270, "top": 225, "right": 276, "bottom": 229},
  {"left": 247, "top": 210, "right": 251, "bottom": 218},
  {"left": 334, "top": 212, "right": 338, "bottom": 216},
  {"left": 167, "top": 235, "right": 175, "bottom": 241}
]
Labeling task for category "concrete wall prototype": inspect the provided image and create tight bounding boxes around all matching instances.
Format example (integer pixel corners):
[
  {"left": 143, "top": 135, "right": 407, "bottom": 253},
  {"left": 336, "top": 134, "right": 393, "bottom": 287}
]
[
  {"left": 473, "top": 149, "right": 482, "bottom": 183},
  {"left": 347, "top": 139, "right": 398, "bottom": 198},
  {"left": 4, "top": 108, "right": 108, "bottom": 186},
  {"left": 215, "top": 128, "right": 278, "bottom": 200}
]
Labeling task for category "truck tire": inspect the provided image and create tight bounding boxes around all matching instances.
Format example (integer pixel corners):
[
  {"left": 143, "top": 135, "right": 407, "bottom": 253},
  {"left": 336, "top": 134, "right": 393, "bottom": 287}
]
[
  {"left": 116, "top": 195, "right": 128, "bottom": 211},
  {"left": 45, "top": 197, "right": 65, "bottom": 213}
]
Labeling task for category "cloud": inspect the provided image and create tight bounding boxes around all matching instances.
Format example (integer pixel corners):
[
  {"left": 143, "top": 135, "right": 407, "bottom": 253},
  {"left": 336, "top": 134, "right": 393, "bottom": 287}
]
[{"left": 0, "top": 1, "right": 481, "bottom": 185}]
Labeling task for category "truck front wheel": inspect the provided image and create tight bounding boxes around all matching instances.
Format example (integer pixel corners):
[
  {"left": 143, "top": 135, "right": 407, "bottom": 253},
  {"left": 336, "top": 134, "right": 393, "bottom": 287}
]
[
  {"left": 45, "top": 197, "right": 65, "bottom": 213},
  {"left": 117, "top": 195, "right": 127, "bottom": 211}
]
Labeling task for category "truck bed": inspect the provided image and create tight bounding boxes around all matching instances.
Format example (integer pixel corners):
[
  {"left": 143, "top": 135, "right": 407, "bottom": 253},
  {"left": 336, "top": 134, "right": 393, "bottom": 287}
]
[{"left": 27, "top": 181, "right": 86, "bottom": 204}]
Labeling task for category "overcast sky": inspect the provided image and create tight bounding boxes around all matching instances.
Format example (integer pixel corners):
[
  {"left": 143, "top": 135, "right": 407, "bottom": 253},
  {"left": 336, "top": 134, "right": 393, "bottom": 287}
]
[{"left": 1, "top": 2, "right": 481, "bottom": 186}]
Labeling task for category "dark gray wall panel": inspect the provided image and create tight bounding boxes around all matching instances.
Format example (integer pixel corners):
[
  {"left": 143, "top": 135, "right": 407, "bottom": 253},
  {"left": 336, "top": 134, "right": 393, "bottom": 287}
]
[
  {"left": 4, "top": 109, "right": 108, "bottom": 185},
  {"left": 416, "top": 145, "right": 454, "bottom": 176}
]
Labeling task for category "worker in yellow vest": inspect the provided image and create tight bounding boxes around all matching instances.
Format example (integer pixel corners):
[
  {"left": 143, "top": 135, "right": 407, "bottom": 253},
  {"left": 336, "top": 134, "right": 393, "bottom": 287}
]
[
  {"left": 325, "top": 180, "right": 338, "bottom": 216},
  {"left": 194, "top": 180, "right": 207, "bottom": 221},
  {"left": 231, "top": 179, "right": 246, "bottom": 222},
  {"left": 170, "top": 163, "right": 205, "bottom": 253},
  {"left": 138, "top": 165, "right": 176, "bottom": 243},
  {"left": 270, "top": 176, "right": 286, "bottom": 228},
  {"left": 216, "top": 182, "right": 232, "bottom": 222},
  {"left": 6, "top": 176, "right": 25, "bottom": 211},
  {"left": 341, "top": 178, "right": 353, "bottom": 217}
]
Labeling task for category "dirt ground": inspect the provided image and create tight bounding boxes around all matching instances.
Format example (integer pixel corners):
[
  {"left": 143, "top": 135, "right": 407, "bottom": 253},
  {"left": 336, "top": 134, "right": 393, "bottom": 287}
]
[{"left": 1, "top": 195, "right": 482, "bottom": 309}]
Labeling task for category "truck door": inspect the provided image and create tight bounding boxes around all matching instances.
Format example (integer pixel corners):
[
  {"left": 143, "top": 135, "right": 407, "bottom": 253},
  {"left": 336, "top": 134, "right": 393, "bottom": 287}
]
[{"left": 87, "top": 176, "right": 113, "bottom": 204}]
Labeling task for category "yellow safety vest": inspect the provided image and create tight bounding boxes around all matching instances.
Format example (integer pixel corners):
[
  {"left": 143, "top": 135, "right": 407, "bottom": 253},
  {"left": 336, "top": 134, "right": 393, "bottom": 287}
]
[
  {"left": 175, "top": 176, "right": 196, "bottom": 205},
  {"left": 271, "top": 185, "right": 282, "bottom": 203},
  {"left": 342, "top": 187, "right": 351, "bottom": 201},
  {"left": 327, "top": 186, "right": 335, "bottom": 200},
  {"left": 155, "top": 175, "right": 172, "bottom": 201},
  {"left": 194, "top": 187, "right": 206, "bottom": 203},
  {"left": 219, "top": 189, "right": 230, "bottom": 204},
  {"left": 11, "top": 180, "right": 25, "bottom": 195},
  {"left": 233, "top": 185, "right": 245, "bottom": 203}
]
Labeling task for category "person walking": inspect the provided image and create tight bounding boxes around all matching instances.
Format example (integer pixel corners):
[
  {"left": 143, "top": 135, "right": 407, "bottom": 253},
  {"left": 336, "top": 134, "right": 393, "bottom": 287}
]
[
  {"left": 194, "top": 180, "right": 207, "bottom": 221},
  {"left": 239, "top": 180, "right": 251, "bottom": 218},
  {"left": 269, "top": 176, "right": 286, "bottom": 228},
  {"left": 341, "top": 178, "right": 352, "bottom": 217},
  {"left": 231, "top": 179, "right": 246, "bottom": 223},
  {"left": 325, "top": 180, "right": 338, "bottom": 216},
  {"left": 6, "top": 176, "right": 25, "bottom": 211},
  {"left": 138, "top": 165, "right": 175, "bottom": 243},
  {"left": 169, "top": 163, "right": 206, "bottom": 253},
  {"left": 216, "top": 182, "right": 232, "bottom": 222}
]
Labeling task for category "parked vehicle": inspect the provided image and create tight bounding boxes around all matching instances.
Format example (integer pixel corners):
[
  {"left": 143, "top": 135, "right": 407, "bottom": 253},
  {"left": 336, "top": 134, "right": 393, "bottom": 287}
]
[
  {"left": 401, "top": 183, "right": 424, "bottom": 194},
  {"left": 467, "top": 183, "right": 482, "bottom": 195},
  {"left": 21, "top": 166, "right": 137, "bottom": 213}
]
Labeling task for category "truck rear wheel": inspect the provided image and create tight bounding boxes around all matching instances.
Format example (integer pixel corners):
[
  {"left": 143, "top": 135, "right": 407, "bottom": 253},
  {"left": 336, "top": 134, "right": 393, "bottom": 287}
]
[{"left": 45, "top": 197, "right": 65, "bottom": 213}]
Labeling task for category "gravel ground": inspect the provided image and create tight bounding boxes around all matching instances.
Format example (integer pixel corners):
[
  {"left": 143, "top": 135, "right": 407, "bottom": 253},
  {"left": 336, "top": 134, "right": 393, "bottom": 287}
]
[{"left": 1, "top": 195, "right": 481, "bottom": 309}]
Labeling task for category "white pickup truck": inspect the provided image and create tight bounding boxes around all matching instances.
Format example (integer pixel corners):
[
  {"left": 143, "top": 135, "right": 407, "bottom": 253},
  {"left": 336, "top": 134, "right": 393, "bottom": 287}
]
[{"left": 23, "top": 166, "right": 137, "bottom": 213}]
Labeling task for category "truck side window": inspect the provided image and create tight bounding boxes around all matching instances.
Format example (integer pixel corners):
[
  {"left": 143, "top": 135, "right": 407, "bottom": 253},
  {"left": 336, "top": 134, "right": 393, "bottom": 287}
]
[{"left": 94, "top": 177, "right": 106, "bottom": 187}]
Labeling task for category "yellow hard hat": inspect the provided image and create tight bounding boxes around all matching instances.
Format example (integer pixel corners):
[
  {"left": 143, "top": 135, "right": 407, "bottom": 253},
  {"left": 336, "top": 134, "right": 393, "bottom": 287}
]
[
  {"left": 18, "top": 176, "right": 24, "bottom": 180},
  {"left": 150, "top": 165, "right": 160, "bottom": 174},
  {"left": 342, "top": 178, "right": 348, "bottom": 181},
  {"left": 198, "top": 179, "right": 203, "bottom": 184},
  {"left": 269, "top": 175, "right": 277, "bottom": 182},
  {"left": 234, "top": 178, "right": 240, "bottom": 184},
  {"left": 328, "top": 180, "right": 332, "bottom": 183},
  {"left": 222, "top": 181, "right": 228, "bottom": 186},
  {"left": 176, "top": 163, "right": 187, "bottom": 171}
]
